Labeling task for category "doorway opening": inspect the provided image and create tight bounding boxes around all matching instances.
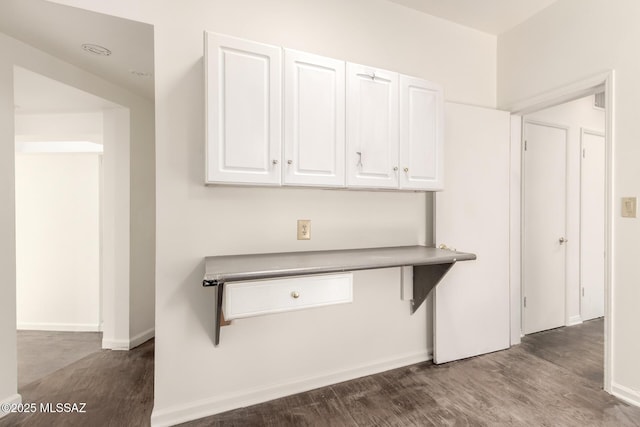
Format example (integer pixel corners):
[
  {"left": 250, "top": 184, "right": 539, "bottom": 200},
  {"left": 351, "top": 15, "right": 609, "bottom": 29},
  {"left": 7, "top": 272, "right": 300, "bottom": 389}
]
[
  {"left": 509, "top": 71, "right": 613, "bottom": 392},
  {"left": 522, "top": 94, "right": 606, "bottom": 335},
  {"left": 13, "top": 66, "right": 127, "bottom": 390}
]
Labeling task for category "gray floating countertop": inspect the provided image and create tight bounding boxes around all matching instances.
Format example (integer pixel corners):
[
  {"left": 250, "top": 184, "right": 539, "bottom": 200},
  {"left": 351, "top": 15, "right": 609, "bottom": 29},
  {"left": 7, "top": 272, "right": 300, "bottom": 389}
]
[{"left": 204, "top": 245, "right": 476, "bottom": 284}]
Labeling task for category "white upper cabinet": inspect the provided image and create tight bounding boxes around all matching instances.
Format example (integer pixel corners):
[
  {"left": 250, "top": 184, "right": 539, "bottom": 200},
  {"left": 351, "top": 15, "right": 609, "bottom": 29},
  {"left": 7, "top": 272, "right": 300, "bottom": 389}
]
[
  {"left": 283, "top": 50, "right": 345, "bottom": 187},
  {"left": 346, "top": 63, "right": 399, "bottom": 189},
  {"left": 205, "top": 32, "right": 282, "bottom": 185},
  {"left": 204, "top": 32, "right": 444, "bottom": 191},
  {"left": 399, "top": 75, "right": 444, "bottom": 190}
]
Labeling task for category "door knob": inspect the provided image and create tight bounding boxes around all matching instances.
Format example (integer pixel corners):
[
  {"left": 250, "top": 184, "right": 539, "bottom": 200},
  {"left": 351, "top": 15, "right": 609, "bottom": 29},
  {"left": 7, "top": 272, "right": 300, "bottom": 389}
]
[{"left": 559, "top": 237, "right": 568, "bottom": 244}]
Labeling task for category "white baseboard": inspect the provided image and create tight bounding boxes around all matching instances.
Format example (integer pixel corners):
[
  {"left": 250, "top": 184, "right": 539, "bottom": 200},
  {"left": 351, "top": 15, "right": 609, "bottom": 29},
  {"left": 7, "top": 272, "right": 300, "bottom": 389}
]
[
  {"left": 130, "top": 327, "right": 155, "bottom": 349},
  {"left": 150, "top": 349, "right": 431, "bottom": 427},
  {"left": 611, "top": 382, "right": 640, "bottom": 408},
  {"left": 0, "top": 394, "right": 22, "bottom": 419},
  {"left": 102, "top": 327, "right": 154, "bottom": 351},
  {"left": 17, "top": 322, "right": 100, "bottom": 332},
  {"left": 567, "top": 315, "right": 583, "bottom": 327}
]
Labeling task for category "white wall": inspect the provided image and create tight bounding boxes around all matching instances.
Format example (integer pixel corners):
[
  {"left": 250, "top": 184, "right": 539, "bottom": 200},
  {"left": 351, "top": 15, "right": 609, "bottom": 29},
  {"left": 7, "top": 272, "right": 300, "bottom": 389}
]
[
  {"left": 0, "top": 42, "right": 20, "bottom": 416},
  {"left": 42, "top": 0, "right": 498, "bottom": 424},
  {"left": 15, "top": 153, "right": 101, "bottom": 331},
  {"left": 15, "top": 112, "right": 103, "bottom": 143},
  {"left": 101, "top": 108, "right": 131, "bottom": 348},
  {"left": 525, "top": 95, "right": 605, "bottom": 325},
  {"left": 498, "top": 0, "right": 640, "bottom": 406}
]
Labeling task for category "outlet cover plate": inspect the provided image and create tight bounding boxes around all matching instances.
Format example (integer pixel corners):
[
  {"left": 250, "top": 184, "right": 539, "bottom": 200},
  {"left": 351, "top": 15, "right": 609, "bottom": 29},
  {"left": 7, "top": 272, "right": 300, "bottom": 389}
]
[{"left": 297, "top": 219, "right": 311, "bottom": 240}]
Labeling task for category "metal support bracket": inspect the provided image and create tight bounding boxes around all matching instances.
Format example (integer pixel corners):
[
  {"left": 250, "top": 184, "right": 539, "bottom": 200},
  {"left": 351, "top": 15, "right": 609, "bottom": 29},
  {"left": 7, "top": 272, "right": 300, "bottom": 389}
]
[
  {"left": 410, "top": 262, "right": 454, "bottom": 314},
  {"left": 203, "top": 279, "right": 224, "bottom": 346}
]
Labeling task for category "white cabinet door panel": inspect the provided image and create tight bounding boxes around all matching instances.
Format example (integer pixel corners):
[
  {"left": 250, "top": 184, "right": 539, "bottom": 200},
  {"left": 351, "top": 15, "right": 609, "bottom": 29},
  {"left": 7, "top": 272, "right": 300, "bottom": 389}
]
[
  {"left": 205, "top": 32, "right": 281, "bottom": 185},
  {"left": 347, "top": 63, "right": 399, "bottom": 189},
  {"left": 399, "top": 75, "right": 443, "bottom": 190},
  {"left": 284, "top": 50, "right": 345, "bottom": 187}
]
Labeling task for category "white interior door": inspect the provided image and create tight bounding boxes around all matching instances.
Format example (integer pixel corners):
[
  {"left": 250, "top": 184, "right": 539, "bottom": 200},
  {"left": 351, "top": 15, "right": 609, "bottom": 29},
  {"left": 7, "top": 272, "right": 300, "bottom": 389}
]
[
  {"left": 434, "top": 102, "right": 510, "bottom": 364},
  {"left": 523, "top": 121, "right": 567, "bottom": 335},
  {"left": 580, "top": 130, "right": 605, "bottom": 321}
]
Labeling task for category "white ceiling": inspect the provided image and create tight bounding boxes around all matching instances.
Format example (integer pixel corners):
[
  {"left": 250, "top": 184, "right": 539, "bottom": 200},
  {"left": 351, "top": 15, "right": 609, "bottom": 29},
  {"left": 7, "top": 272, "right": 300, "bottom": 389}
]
[
  {"left": 0, "top": 0, "right": 154, "bottom": 100},
  {"left": 387, "top": 0, "right": 559, "bottom": 35}
]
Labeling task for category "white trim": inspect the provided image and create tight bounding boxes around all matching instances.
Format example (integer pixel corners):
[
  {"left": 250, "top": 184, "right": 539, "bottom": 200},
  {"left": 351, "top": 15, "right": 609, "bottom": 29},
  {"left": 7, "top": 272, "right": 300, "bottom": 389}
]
[
  {"left": 15, "top": 140, "right": 104, "bottom": 153},
  {"left": 603, "top": 71, "right": 615, "bottom": 393},
  {"left": 567, "top": 315, "right": 583, "bottom": 326},
  {"left": 102, "top": 327, "right": 154, "bottom": 351},
  {"left": 509, "top": 115, "right": 522, "bottom": 346},
  {"left": 130, "top": 327, "right": 154, "bottom": 349},
  {"left": 611, "top": 382, "right": 640, "bottom": 408},
  {"left": 101, "top": 338, "right": 129, "bottom": 351},
  {"left": 0, "top": 394, "right": 22, "bottom": 419},
  {"left": 506, "top": 70, "right": 615, "bottom": 394},
  {"left": 150, "top": 349, "right": 431, "bottom": 427},
  {"left": 17, "top": 322, "right": 101, "bottom": 332},
  {"left": 504, "top": 71, "right": 609, "bottom": 115}
]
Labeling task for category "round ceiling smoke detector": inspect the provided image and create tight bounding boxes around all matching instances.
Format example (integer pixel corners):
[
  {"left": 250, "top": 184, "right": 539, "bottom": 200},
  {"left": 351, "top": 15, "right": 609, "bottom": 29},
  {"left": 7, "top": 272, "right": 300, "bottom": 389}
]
[{"left": 82, "top": 43, "right": 112, "bottom": 56}]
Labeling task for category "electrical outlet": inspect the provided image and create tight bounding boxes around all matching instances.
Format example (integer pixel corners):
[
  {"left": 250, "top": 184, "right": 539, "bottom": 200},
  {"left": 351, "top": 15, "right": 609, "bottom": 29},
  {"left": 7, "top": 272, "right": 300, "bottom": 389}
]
[{"left": 297, "top": 219, "right": 311, "bottom": 240}]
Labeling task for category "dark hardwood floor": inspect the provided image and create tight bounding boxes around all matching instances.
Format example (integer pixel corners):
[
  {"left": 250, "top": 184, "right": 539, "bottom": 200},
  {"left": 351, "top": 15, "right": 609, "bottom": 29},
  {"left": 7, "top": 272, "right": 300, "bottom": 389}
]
[
  {"left": 17, "top": 331, "right": 102, "bottom": 389},
  {"left": 2, "top": 318, "right": 639, "bottom": 426},
  {"left": 0, "top": 337, "right": 153, "bottom": 427}
]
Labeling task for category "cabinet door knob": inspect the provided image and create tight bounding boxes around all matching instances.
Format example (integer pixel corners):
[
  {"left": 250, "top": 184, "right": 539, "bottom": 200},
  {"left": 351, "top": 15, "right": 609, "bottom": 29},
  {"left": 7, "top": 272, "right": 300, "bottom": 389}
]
[
  {"left": 287, "top": 160, "right": 293, "bottom": 165},
  {"left": 291, "top": 291, "right": 300, "bottom": 299},
  {"left": 393, "top": 166, "right": 398, "bottom": 171},
  {"left": 272, "top": 159, "right": 279, "bottom": 165},
  {"left": 404, "top": 167, "right": 409, "bottom": 172}
]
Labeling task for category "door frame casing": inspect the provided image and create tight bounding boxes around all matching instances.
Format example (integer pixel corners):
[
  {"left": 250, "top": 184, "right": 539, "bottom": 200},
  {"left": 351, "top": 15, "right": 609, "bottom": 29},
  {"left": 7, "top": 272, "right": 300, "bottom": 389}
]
[
  {"left": 505, "top": 70, "right": 614, "bottom": 393},
  {"left": 521, "top": 119, "right": 570, "bottom": 335}
]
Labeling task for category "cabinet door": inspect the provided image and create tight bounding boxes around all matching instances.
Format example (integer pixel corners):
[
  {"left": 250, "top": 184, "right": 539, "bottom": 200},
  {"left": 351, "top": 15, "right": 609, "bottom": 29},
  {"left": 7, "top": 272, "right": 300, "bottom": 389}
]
[
  {"left": 346, "top": 63, "right": 399, "bottom": 189},
  {"left": 399, "top": 75, "right": 444, "bottom": 190},
  {"left": 204, "top": 32, "right": 281, "bottom": 185},
  {"left": 284, "top": 50, "right": 345, "bottom": 187}
]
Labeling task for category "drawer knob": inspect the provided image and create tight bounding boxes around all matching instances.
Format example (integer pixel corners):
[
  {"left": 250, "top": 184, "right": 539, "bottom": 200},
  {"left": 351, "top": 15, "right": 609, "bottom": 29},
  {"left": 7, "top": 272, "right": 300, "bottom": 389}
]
[{"left": 291, "top": 291, "right": 300, "bottom": 299}]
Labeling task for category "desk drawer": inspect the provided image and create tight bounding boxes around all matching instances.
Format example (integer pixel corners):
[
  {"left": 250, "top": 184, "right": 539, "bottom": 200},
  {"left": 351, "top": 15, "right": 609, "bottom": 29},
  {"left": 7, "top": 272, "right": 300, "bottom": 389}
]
[{"left": 223, "top": 273, "right": 353, "bottom": 320}]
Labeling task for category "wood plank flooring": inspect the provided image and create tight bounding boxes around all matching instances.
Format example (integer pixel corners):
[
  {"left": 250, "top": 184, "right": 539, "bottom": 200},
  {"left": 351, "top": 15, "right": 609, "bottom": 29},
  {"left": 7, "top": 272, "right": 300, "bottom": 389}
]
[
  {"left": 2, "top": 318, "right": 639, "bottom": 426},
  {"left": 0, "top": 339, "right": 153, "bottom": 427},
  {"left": 181, "top": 319, "right": 640, "bottom": 426},
  {"left": 17, "top": 330, "right": 102, "bottom": 389}
]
